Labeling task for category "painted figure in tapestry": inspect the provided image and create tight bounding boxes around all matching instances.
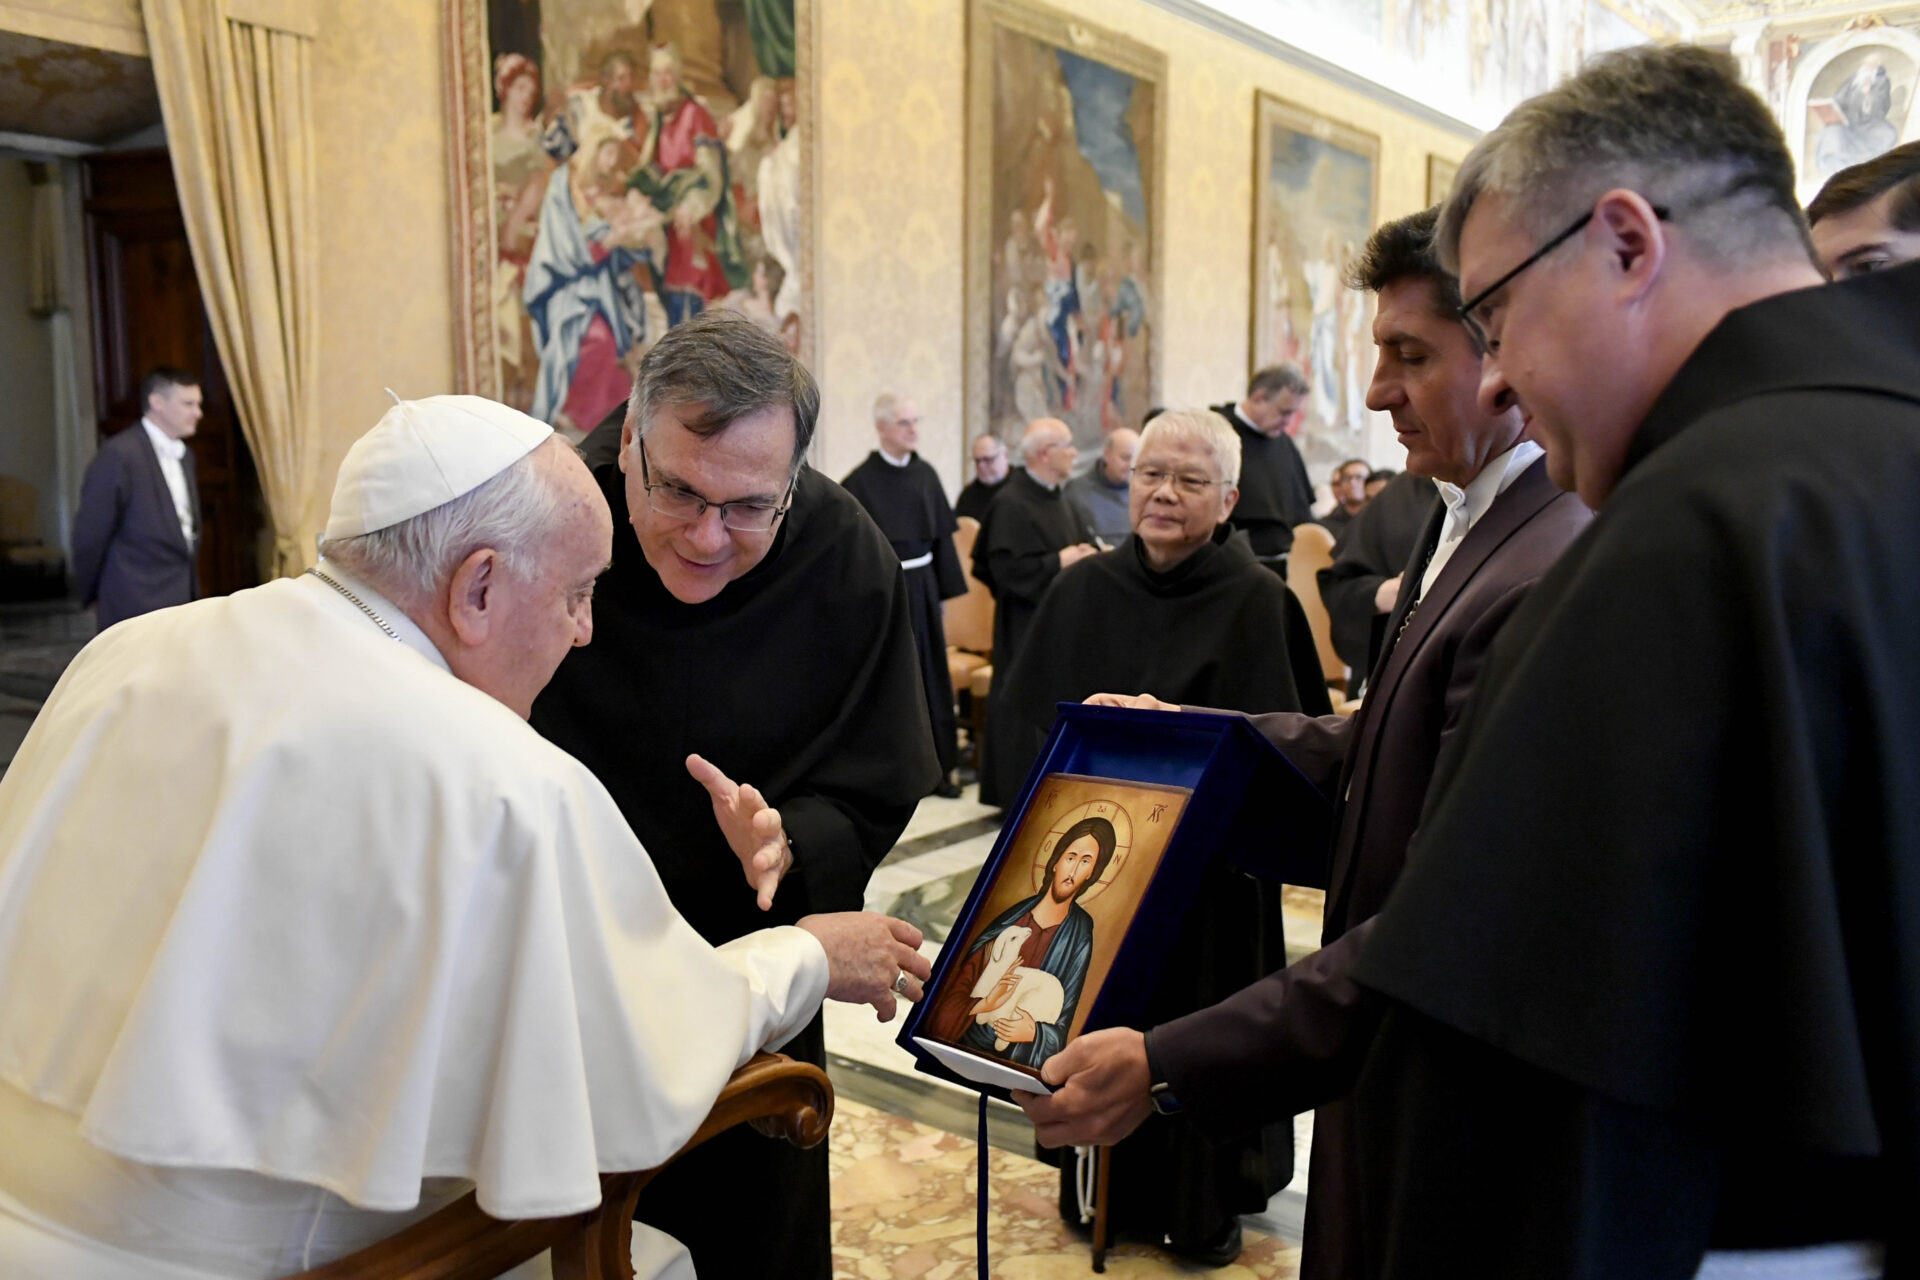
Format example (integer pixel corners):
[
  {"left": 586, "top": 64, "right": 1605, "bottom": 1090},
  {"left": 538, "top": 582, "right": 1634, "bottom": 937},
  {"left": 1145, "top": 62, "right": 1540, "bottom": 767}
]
[
  {"left": 926, "top": 816, "right": 1116, "bottom": 1070},
  {"left": 1255, "top": 102, "right": 1377, "bottom": 476},
  {"left": 486, "top": 0, "right": 803, "bottom": 426},
  {"left": 986, "top": 31, "right": 1154, "bottom": 457}
]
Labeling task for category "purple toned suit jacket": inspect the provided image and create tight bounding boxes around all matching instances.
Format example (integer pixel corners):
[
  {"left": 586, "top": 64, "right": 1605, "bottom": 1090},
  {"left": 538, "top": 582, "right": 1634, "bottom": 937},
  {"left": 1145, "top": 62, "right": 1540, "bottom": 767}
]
[
  {"left": 1151, "top": 457, "right": 1591, "bottom": 1280},
  {"left": 70, "top": 425, "right": 201, "bottom": 630}
]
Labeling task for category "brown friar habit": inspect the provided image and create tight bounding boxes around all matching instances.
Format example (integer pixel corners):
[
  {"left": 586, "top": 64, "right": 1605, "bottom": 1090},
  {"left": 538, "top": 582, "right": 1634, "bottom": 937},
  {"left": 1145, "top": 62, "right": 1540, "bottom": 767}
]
[
  {"left": 1146, "top": 454, "right": 1589, "bottom": 1280},
  {"left": 1352, "top": 262, "right": 1920, "bottom": 1278},
  {"left": 531, "top": 417, "right": 939, "bottom": 1280},
  {"left": 841, "top": 449, "right": 969, "bottom": 776},
  {"left": 972, "top": 467, "right": 1097, "bottom": 807}
]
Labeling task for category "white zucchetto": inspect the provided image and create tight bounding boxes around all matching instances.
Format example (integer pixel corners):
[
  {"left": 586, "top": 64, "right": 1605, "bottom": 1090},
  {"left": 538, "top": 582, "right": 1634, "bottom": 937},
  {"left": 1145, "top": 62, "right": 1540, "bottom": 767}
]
[{"left": 324, "top": 394, "right": 554, "bottom": 540}]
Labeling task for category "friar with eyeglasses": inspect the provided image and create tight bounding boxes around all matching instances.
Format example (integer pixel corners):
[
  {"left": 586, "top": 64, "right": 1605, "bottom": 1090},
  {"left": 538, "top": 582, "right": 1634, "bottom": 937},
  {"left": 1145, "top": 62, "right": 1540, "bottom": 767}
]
[{"left": 531, "top": 310, "right": 939, "bottom": 1280}]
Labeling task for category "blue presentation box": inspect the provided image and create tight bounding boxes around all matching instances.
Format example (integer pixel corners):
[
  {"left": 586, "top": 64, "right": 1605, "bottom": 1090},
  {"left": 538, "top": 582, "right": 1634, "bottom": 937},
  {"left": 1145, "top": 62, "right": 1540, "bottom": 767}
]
[{"left": 897, "top": 702, "right": 1331, "bottom": 1099}]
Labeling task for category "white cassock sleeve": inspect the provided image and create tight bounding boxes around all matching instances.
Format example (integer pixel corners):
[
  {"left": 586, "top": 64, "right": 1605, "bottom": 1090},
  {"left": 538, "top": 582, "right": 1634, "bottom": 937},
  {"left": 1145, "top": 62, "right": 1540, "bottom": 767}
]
[{"left": 715, "top": 927, "right": 832, "bottom": 1065}]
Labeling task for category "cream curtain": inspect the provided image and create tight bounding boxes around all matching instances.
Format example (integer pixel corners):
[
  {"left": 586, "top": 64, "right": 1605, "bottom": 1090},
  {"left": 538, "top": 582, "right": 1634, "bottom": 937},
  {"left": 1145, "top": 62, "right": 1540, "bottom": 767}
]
[{"left": 142, "top": 0, "right": 321, "bottom": 576}]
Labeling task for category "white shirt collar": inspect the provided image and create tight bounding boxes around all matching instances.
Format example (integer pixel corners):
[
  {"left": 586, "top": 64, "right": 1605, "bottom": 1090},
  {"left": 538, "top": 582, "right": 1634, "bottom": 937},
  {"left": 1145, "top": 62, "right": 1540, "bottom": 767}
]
[
  {"left": 1022, "top": 466, "right": 1060, "bottom": 493},
  {"left": 140, "top": 418, "right": 187, "bottom": 461},
  {"left": 1431, "top": 439, "right": 1544, "bottom": 535},
  {"left": 879, "top": 448, "right": 912, "bottom": 467},
  {"left": 308, "top": 560, "right": 451, "bottom": 673}
]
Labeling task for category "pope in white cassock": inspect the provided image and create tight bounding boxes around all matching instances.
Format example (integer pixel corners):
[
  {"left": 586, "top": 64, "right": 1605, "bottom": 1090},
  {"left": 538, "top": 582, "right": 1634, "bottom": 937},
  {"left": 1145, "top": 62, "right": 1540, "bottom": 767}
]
[{"left": 0, "top": 395, "right": 931, "bottom": 1279}]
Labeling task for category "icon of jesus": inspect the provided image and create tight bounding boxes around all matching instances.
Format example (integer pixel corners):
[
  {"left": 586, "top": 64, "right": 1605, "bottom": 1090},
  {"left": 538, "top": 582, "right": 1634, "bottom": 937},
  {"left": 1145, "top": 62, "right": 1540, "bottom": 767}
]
[{"left": 925, "top": 816, "right": 1116, "bottom": 1069}]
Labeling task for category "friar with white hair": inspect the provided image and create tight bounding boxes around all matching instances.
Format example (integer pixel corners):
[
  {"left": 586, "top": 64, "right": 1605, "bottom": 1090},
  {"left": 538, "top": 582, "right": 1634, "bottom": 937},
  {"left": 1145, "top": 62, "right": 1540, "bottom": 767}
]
[
  {"left": 841, "top": 393, "right": 969, "bottom": 797},
  {"left": 971, "top": 416, "right": 1099, "bottom": 807},
  {"left": 1352, "top": 46, "right": 1919, "bottom": 1278},
  {"left": 0, "top": 395, "right": 932, "bottom": 1279}
]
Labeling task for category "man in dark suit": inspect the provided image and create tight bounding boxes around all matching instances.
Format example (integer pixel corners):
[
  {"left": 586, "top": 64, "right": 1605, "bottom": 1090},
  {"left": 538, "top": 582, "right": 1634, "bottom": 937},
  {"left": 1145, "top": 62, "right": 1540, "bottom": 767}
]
[
  {"left": 71, "top": 367, "right": 203, "bottom": 629},
  {"left": 1012, "top": 206, "right": 1592, "bottom": 1280}
]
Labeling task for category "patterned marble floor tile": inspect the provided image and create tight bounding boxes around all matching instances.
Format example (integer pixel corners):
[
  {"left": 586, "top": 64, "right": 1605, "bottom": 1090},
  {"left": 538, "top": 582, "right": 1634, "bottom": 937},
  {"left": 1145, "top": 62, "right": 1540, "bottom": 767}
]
[{"left": 831, "top": 1099, "right": 1300, "bottom": 1279}]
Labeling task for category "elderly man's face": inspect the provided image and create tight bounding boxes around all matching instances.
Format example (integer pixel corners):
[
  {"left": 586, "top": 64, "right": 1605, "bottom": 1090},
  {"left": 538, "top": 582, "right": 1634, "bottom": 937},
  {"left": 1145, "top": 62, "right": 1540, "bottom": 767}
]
[
  {"left": 1101, "top": 430, "right": 1138, "bottom": 484},
  {"left": 1129, "top": 433, "right": 1237, "bottom": 570},
  {"left": 620, "top": 402, "right": 796, "bottom": 604},
  {"left": 1366, "top": 276, "right": 1522, "bottom": 487},
  {"left": 461, "top": 442, "right": 612, "bottom": 718},
  {"left": 1812, "top": 192, "right": 1920, "bottom": 280},
  {"left": 972, "top": 437, "right": 1009, "bottom": 484},
  {"left": 650, "top": 55, "right": 681, "bottom": 101},
  {"left": 1027, "top": 428, "right": 1078, "bottom": 485},
  {"left": 877, "top": 399, "right": 920, "bottom": 458}
]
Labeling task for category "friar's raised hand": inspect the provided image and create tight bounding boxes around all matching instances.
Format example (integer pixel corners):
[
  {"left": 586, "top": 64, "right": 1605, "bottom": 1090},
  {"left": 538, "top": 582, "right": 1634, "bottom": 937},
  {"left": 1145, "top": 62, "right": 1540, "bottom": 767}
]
[
  {"left": 1082, "top": 691, "right": 1180, "bottom": 712},
  {"left": 796, "top": 912, "right": 933, "bottom": 1023},
  {"left": 1011, "top": 1026, "right": 1154, "bottom": 1148},
  {"left": 686, "top": 753, "right": 791, "bottom": 911}
]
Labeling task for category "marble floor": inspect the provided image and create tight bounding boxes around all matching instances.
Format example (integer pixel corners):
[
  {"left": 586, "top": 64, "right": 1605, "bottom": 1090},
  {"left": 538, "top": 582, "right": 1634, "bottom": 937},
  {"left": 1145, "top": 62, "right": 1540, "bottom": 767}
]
[
  {"left": 830, "top": 1098, "right": 1300, "bottom": 1280},
  {"left": 825, "top": 784, "right": 1322, "bottom": 1274},
  {"left": 0, "top": 601, "right": 92, "bottom": 778}
]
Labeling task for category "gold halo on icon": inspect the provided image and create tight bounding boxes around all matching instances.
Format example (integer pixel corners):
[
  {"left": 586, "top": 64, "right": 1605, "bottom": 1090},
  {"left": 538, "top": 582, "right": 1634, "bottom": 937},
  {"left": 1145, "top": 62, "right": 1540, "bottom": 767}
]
[{"left": 1030, "top": 798, "right": 1132, "bottom": 905}]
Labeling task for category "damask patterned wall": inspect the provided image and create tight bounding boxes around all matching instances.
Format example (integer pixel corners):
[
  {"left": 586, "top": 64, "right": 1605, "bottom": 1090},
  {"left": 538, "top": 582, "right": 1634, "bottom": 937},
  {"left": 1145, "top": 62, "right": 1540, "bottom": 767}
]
[
  {"left": 306, "top": 0, "right": 457, "bottom": 533},
  {"left": 815, "top": 0, "right": 1474, "bottom": 492}
]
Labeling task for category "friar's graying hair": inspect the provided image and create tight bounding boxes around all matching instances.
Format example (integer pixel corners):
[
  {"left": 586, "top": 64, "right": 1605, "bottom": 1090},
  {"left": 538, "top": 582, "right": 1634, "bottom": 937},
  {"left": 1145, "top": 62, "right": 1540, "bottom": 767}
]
[
  {"left": 1137, "top": 408, "right": 1242, "bottom": 487},
  {"left": 318, "top": 437, "right": 571, "bottom": 605},
  {"left": 1248, "top": 363, "right": 1309, "bottom": 400},
  {"left": 1435, "top": 44, "right": 1811, "bottom": 276},
  {"left": 626, "top": 308, "right": 819, "bottom": 474}
]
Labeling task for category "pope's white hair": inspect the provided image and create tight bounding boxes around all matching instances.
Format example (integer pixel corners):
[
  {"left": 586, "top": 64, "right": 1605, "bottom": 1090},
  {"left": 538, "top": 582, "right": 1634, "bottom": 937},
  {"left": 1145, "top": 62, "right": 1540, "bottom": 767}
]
[
  {"left": 318, "top": 437, "right": 572, "bottom": 606},
  {"left": 1138, "top": 409, "right": 1241, "bottom": 487}
]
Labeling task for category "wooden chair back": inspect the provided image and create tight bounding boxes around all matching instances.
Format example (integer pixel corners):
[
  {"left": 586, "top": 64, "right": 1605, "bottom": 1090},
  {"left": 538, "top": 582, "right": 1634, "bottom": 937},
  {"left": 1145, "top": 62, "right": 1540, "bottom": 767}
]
[
  {"left": 283, "top": 1053, "right": 832, "bottom": 1280},
  {"left": 1287, "top": 522, "right": 1347, "bottom": 689},
  {"left": 943, "top": 516, "right": 994, "bottom": 657}
]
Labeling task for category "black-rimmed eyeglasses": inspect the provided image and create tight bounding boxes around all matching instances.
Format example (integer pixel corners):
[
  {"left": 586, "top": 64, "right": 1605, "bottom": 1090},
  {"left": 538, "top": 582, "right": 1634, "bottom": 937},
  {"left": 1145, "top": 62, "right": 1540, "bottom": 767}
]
[
  {"left": 1457, "top": 203, "right": 1668, "bottom": 351},
  {"left": 636, "top": 437, "right": 793, "bottom": 532}
]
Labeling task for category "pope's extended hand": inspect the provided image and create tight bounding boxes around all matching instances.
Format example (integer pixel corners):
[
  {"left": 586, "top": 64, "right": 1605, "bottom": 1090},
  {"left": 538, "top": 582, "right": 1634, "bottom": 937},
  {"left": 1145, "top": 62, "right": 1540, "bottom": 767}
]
[
  {"left": 687, "top": 753, "right": 790, "bottom": 911},
  {"left": 1012, "top": 1026, "right": 1154, "bottom": 1149},
  {"left": 1082, "top": 692, "right": 1180, "bottom": 712},
  {"left": 796, "top": 912, "right": 932, "bottom": 1023}
]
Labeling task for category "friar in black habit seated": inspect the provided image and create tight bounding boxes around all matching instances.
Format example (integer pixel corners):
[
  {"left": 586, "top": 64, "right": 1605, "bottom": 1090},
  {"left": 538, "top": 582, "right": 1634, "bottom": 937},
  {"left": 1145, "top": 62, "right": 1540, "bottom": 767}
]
[
  {"left": 985, "top": 406, "right": 1330, "bottom": 1262},
  {"left": 842, "top": 392, "right": 969, "bottom": 797},
  {"left": 972, "top": 417, "right": 1099, "bottom": 808},
  {"left": 532, "top": 311, "right": 938, "bottom": 1280},
  {"left": 1351, "top": 48, "right": 1920, "bottom": 1279}
]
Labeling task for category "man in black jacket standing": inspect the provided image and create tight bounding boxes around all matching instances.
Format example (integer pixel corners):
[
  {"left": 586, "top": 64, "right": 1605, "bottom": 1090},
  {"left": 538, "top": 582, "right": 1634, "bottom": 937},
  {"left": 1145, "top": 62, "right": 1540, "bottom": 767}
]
[{"left": 71, "top": 367, "right": 203, "bottom": 628}]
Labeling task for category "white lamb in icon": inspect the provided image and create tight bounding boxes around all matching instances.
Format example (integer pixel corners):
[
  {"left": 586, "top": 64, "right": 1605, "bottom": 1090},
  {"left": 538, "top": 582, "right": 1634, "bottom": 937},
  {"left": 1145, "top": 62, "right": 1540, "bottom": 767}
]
[{"left": 968, "top": 924, "right": 1067, "bottom": 1051}]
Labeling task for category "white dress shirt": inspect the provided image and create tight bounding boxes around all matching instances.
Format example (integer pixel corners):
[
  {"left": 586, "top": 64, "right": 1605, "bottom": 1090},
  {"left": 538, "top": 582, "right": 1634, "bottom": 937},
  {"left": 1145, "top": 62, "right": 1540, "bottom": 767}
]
[
  {"left": 1416, "top": 439, "right": 1544, "bottom": 600},
  {"left": 140, "top": 419, "right": 196, "bottom": 548}
]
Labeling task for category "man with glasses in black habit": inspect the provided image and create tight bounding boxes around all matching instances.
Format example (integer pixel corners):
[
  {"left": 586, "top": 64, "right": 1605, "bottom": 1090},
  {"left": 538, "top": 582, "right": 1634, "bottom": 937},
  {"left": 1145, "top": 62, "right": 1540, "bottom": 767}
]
[
  {"left": 1242, "top": 46, "right": 1917, "bottom": 1280},
  {"left": 532, "top": 310, "right": 938, "bottom": 1280}
]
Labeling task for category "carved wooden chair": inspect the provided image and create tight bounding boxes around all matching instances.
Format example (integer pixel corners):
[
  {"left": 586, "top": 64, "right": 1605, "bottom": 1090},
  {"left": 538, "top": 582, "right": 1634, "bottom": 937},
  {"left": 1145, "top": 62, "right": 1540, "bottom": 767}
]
[{"left": 284, "top": 1053, "right": 833, "bottom": 1280}]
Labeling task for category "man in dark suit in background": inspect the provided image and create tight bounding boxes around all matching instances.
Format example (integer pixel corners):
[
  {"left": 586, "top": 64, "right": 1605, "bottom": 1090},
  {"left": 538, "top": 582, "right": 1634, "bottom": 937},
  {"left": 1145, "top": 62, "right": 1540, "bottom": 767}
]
[
  {"left": 1013, "top": 206, "right": 1592, "bottom": 1280},
  {"left": 71, "top": 367, "right": 203, "bottom": 629}
]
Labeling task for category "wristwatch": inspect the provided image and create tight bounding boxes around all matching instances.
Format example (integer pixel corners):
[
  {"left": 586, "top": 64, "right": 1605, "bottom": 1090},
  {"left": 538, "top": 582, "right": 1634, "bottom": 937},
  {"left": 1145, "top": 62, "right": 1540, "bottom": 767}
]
[{"left": 1144, "top": 1029, "right": 1184, "bottom": 1116}]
